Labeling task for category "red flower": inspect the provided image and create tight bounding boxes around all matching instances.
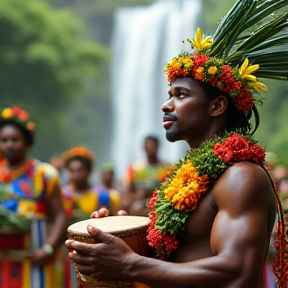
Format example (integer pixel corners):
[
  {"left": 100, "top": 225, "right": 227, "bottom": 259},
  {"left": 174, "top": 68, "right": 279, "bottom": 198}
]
[
  {"left": 250, "top": 144, "right": 265, "bottom": 165},
  {"left": 163, "top": 233, "right": 179, "bottom": 252},
  {"left": 148, "top": 190, "right": 159, "bottom": 211},
  {"left": 11, "top": 107, "right": 22, "bottom": 117},
  {"left": 210, "top": 77, "right": 218, "bottom": 86},
  {"left": 214, "top": 134, "right": 264, "bottom": 165},
  {"left": 214, "top": 134, "right": 252, "bottom": 163},
  {"left": 19, "top": 110, "right": 29, "bottom": 121},
  {"left": 193, "top": 54, "right": 209, "bottom": 66},
  {"left": 213, "top": 143, "right": 233, "bottom": 162},
  {"left": 236, "top": 90, "right": 254, "bottom": 112}
]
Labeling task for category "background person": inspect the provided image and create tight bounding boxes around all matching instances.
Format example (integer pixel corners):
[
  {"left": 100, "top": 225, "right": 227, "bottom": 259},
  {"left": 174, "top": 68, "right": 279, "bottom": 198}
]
[
  {"left": 62, "top": 147, "right": 120, "bottom": 224},
  {"left": 0, "top": 107, "right": 67, "bottom": 288},
  {"left": 121, "top": 135, "right": 172, "bottom": 215},
  {"left": 94, "top": 162, "right": 121, "bottom": 216}
]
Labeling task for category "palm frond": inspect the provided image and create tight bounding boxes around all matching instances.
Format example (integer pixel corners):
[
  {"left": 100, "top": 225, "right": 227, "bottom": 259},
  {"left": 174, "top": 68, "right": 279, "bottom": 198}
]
[
  {"left": 206, "top": 0, "right": 288, "bottom": 82},
  {"left": 209, "top": 0, "right": 256, "bottom": 58},
  {"left": 243, "top": 0, "right": 287, "bottom": 30},
  {"left": 233, "top": 13, "right": 288, "bottom": 53}
]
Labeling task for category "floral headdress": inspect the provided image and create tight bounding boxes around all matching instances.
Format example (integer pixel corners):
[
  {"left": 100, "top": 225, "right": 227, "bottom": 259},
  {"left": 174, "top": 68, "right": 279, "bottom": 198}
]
[
  {"left": 165, "top": 0, "right": 288, "bottom": 113},
  {"left": 0, "top": 107, "right": 36, "bottom": 132},
  {"left": 62, "top": 147, "right": 95, "bottom": 168}
]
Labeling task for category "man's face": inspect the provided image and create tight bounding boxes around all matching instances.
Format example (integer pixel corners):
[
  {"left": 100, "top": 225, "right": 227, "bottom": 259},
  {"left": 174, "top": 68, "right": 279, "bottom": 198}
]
[
  {"left": 161, "top": 77, "right": 210, "bottom": 144},
  {"left": 68, "top": 160, "right": 90, "bottom": 186},
  {"left": 0, "top": 124, "right": 29, "bottom": 163}
]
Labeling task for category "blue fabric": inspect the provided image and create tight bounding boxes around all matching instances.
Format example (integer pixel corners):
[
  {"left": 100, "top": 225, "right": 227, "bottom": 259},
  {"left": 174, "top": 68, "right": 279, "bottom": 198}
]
[{"left": 95, "top": 186, "right": 110, "bottom": 209}]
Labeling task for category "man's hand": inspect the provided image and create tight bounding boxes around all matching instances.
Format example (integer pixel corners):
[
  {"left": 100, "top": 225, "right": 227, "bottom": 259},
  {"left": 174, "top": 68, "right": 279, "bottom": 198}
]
[
  {"left": 90, "top": 208, "right": 128, "bottom": 218},
  {"left": 65, "top": 225, "right": 136, "bottom": 281}
]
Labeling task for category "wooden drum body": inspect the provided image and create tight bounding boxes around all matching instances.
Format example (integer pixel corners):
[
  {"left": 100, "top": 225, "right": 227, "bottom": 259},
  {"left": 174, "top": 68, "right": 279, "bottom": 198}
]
[{"left": 67, "top": 216, "right": 152, "bottom": 288}]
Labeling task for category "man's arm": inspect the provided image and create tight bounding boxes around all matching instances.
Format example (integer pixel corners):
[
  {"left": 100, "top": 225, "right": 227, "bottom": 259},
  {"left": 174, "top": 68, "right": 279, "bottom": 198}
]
[{"left": 67, "top": 162, "right": 276, "bottom": 288}]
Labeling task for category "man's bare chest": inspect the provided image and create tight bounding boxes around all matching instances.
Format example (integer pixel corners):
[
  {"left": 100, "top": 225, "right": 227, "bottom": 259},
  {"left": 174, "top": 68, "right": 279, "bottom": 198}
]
[{"left": 173, "top": 191, "right": 218, "bottom": 262}]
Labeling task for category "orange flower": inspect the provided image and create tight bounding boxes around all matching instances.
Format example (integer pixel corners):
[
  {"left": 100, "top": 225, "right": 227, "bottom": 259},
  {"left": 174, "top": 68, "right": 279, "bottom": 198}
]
[
  {"left": 164, "top": 162, "right": 209, "bottom": 211},
  {"left": 194, "top": 67, "right": 204, "bottom": 80},
  {"left": 208, "top": 66, "right": 217, "bottom": 75},
  {"left": 19, "top": 110, "right": 29, "bottom": 121},
  {"left": 26, "top": 122, "right": 36, "bottom": 131}
]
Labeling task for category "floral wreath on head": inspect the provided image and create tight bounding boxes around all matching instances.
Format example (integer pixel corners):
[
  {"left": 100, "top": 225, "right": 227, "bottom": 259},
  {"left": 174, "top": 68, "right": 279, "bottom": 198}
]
[
  {"left": 165, "top": 0, "right": 288, "bottom": 114},
  {"left": 62, "top": 147, "right": 95, "bottom": 168},
  {"left": 0, "top": 107, "right": 36, "bottom": 132}
]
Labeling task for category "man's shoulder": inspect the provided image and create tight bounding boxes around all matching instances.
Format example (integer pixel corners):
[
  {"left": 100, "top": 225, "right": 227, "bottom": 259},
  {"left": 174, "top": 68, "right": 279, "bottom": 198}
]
[{"left": 213, "top": 161, "right": 275, "bottom": 209}]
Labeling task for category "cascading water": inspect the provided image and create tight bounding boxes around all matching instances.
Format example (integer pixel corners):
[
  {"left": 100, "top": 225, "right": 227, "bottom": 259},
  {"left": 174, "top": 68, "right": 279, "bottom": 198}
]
[{"left": 110, "top": 0, "right": 202, "bottom": 180}]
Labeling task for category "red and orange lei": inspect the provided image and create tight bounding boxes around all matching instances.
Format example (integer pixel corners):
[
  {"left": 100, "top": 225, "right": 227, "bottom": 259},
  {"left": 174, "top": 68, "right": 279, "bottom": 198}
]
[{"left": 147, "top": 132, "right": 287, "bottom": 286}]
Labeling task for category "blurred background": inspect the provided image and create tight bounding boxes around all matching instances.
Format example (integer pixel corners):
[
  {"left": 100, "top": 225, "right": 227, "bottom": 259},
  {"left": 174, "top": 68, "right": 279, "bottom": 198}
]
[{"left": 1, "top": 0, "right": 288, "bottom": 181}]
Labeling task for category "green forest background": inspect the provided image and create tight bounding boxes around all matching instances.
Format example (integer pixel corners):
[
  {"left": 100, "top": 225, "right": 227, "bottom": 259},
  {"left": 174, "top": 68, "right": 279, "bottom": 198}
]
[{"left": 1, "top": 0, "right": 288, "bottom": 171}]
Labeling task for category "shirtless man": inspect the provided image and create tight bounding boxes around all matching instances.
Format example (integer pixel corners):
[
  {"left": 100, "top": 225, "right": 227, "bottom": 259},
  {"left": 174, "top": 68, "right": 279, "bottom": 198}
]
[
  {"left": 65, "top": 0, "right": 288, "bottom": 286},
  {"left": 66, "top": 77, "right": 276, "bottom": 288}
]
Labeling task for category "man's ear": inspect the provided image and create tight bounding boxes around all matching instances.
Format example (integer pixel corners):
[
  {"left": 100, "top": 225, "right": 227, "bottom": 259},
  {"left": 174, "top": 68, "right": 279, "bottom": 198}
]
[{"left": 209, "top": 95, "right": 228, "bottom": 117}]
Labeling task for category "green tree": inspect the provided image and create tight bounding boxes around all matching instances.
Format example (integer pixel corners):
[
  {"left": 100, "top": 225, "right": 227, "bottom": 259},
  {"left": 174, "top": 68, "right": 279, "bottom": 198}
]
[{"left": 0, "top": 0, "right": 108, "bottom": 160}]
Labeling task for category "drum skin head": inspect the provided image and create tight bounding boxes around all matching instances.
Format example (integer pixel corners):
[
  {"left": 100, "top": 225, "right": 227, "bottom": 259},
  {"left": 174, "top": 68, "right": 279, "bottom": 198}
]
[{"left": 67, "top": 216, "right": 150, "bottom": 237}]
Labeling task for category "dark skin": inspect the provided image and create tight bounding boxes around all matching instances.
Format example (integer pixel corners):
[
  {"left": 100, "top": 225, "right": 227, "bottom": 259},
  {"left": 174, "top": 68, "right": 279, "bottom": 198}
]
[
  {"left": 102, "top": 170, "right": 114, "bottom": 189},
  {"left": 67, "top": 160, "right": 91, "bottom": 192},
  {"left": 66, "top": 78, "right": 276, "bottom": 288},
  {"left": 0, "top": 124, "right": 67, "bottom": 266}
]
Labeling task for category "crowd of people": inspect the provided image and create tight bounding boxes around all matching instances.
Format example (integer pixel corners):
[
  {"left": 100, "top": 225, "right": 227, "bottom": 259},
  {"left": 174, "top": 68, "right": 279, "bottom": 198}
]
[{"left": 0, "top": 107, "right": 168, "bottom": 288}]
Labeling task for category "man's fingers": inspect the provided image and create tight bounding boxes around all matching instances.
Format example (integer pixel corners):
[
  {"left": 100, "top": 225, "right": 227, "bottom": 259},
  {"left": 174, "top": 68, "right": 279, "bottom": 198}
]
[
  {"left": 87, "top": 226, "right": 113, "bottom": 243},
  {"left": 69, "top": 250, "right": 98, "bottom": 266},
  {"left": 65, "top": 240, "right": 96, "bottom": 254},
  {"left": 117, "top": 210, "right": 128, "bottom": 216}
]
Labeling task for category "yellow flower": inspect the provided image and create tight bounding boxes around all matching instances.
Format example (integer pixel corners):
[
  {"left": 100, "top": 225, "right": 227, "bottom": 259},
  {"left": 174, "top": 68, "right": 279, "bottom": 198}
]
[
  {"left": 2, "top": 108, "right": 13, "bottom": 119},
  {"left": 164, "top": 162, "right": 209, "bottom": 211},
  {"left": 190, "top": 28, "right": 213, "bottom": 51},
  {"left": 239, "top": 58, "right": 259, "bottom": 82},
  {"left": 247, "top": 81, "right": 268, "bottom": 92},
  {"left": 208, "top": 66, "right": 217, "bottom": 75}
]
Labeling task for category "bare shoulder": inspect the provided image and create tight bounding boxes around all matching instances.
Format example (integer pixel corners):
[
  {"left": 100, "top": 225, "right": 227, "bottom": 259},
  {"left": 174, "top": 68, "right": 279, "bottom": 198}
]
[{"left": 213, "top": 161, "right": 275, "bottom": 213}]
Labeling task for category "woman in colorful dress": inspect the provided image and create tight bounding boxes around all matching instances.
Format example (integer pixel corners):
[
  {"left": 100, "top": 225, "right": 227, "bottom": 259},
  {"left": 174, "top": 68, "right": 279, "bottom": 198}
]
[
  {"left": 62, "top": 147, "right": 120, "bottom": 224},
  {"left": 0, "top": 107, "right": 67, "bottom": 288},
  {"left": 61, "top": 147, "right": 121, "bottom": 287}
]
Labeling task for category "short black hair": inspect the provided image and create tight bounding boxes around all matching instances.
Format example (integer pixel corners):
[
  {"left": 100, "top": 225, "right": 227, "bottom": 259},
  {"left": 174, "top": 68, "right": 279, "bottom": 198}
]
[
  {"left": 0, "top": 120, "right": 34, "bottom": 145},
  {"left": 144, "top": 135, "right": 159, "bottom": 145},
  {"left": 199, "top": 81, "right": 255, "bottom": 135}
]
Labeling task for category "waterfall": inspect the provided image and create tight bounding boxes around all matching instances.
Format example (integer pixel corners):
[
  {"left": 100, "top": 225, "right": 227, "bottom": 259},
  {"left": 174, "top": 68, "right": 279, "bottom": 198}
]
[{"left": 110, "top": 0, "right": 202, "bottom": 180}]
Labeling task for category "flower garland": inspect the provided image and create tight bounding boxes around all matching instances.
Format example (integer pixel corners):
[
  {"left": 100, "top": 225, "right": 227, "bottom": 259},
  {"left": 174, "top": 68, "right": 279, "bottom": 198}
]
[
  {"left": 1, "top": 107, "right": 36, "bottom": 132},
  {"left": 147, "top": 132, "right": 266, "bottom": 259}
]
